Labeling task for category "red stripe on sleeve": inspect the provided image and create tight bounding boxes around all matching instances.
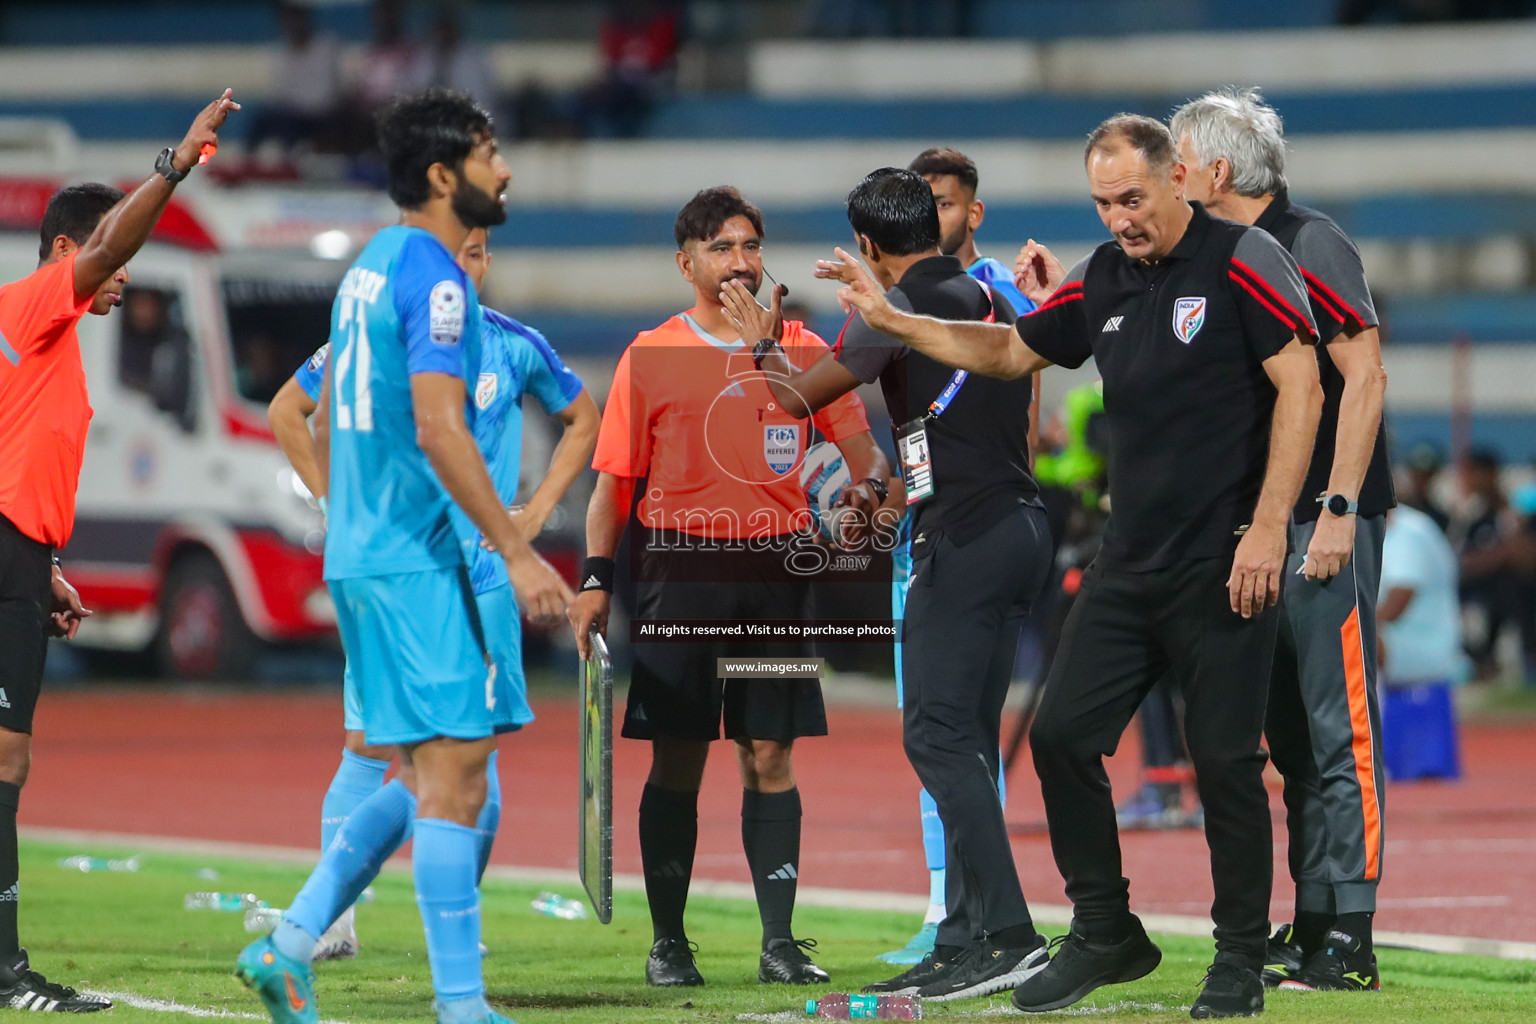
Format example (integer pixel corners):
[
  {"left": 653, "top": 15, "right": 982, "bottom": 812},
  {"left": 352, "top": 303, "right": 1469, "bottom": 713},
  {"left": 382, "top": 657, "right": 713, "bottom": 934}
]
[
  {"left": 1305, "top": 282, "right": 1347, "bottom": 324},
  {"left": 1228, "top": 271, "right": 1297, "bottom": 332},
  {"left": 1230, "top": 257, "right": 1312, "bottom": 334},
  {"left": 1300, "top": 266, "right": 1363, "bottom": 328},
  {"left": 1030, "top": 281, "right": 1085, "bottom": 315},
  {"left": 831, "top": 312, "right": 857, "bottom": 356}
]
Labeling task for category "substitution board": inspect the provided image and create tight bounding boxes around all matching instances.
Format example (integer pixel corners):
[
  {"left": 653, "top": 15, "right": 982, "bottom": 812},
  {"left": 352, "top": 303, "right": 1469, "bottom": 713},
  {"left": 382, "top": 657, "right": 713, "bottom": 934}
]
[{"left": 578, "top": 629, "right": 613, "bottom": 923}]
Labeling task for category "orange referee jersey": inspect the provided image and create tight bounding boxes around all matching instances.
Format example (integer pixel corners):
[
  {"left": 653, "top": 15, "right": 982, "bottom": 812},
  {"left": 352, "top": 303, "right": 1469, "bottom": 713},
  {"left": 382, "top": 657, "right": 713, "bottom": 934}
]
[
  {"left": 593, "top": 312, "right": 869, "bottom": 540},
  {"left": 0, "top": 252, "right": 94, "bottom": 548}
]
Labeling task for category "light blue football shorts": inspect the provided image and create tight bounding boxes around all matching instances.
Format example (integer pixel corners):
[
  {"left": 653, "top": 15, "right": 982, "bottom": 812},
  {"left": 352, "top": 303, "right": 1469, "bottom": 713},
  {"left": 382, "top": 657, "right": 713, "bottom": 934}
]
[{"left": 330, "top": 566, "right": 498, "bottom": 745}]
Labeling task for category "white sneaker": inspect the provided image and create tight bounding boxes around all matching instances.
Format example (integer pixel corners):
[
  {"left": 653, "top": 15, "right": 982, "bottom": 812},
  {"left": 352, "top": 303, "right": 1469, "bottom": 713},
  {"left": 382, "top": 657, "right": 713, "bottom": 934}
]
[{"left": 314, "top": 905, "right": 359, "bottom": 961}]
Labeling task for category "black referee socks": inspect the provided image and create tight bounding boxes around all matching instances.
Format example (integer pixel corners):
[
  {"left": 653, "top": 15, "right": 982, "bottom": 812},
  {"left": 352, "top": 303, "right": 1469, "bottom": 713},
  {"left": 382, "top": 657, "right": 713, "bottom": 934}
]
[
  {"left": 639, "top": 784, "right": 698, "bottom": 943},
  {"left": 0, "top": 780, "right": 18, "bottom": 957},
  {"left": 742, "top": 787, "right": 802, "bottom": 946}
]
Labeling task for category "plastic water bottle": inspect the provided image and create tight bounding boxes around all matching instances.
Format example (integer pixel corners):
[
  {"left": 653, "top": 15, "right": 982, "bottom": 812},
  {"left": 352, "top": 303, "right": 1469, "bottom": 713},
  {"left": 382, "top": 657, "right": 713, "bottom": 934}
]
[
  {"left": 184, "top": 892, "right": 267, "bottom": 912},
  {"left": 529, "top": 892, "right": 587, "bottom": 920},
  {"left": 806, "top": 993, "right": 921, "bottom": 1019},
  {"left": 57, "top": 855, "right": 140, "bottom": 873},
  {"left": 243, "top": 906, "right": 284, "bottom": 933}
]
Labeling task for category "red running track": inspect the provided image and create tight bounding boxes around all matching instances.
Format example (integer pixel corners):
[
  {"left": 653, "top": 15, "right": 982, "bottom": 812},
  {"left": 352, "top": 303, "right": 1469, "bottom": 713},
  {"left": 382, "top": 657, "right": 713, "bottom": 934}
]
[{"left": 25, "top": 688, "right": 1536, "bottom": 943}]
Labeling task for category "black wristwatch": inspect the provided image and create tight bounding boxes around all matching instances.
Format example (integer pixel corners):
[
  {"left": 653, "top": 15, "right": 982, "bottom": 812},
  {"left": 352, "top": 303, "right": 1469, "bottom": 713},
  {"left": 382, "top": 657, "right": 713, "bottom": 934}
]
[
  {"left": 155, "top": 147, "right": 189, "bottom": 184},
  {"left": 1324, "top": 493, "right": 1358, "bottom": 517},
  {"left": 751, "top": 336, "right": 783, "bottom": 369},
  {"left": 856, "top": 477, "right": 890, "bottom": 503}
]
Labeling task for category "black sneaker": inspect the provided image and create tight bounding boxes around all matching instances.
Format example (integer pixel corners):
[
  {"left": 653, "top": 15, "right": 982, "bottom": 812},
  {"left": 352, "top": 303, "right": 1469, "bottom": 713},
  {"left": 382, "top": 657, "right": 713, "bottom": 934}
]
[
  {"left": 862, "top": 948, "right": 959, "bottom": 995},
  {"left": 645, "top": 937, "right": 704, "bottom": 987},
  {"left": 759, "top": 937, "right": 830, "bottom": 985},
  {"left": 861, "top": 951, "right": 938, "bottom": 995},
  {"left": 1261, "top": 923, "right": 1304, "bottom": 989},
  {"left": 917, "top": 934, "right": 1050, "bottom": 1003},
  {"left": 1278, "top": 930, "right": 1380, "bottom": 992},
  {"left": 1010, "top": 920, "right": 1163, "bottom": 1013},
  {"left": 1191, "top": 961, "right": 1264, "bottom": 1019},
  {"left": 0, "top": 949, "right": 112, "bottom": 1013}
]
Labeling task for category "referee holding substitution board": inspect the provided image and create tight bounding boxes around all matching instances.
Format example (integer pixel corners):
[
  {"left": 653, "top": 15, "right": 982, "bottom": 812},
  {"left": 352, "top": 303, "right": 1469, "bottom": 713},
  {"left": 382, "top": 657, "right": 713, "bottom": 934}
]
[
  {"left": 567, "top": 186, "right": 889, "bottom": 990},
  {"left": 818, "top": 114, "right": 1323, "bottom": 1019},
  {"left": 0, "top": 89, "right": 239, "bottom": 1013}
]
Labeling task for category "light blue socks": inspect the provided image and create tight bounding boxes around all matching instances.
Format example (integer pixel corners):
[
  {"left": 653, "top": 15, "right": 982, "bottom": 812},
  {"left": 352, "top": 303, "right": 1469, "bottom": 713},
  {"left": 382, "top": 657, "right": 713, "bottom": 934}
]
[
  {"left": 276, "top": 778, "right": 416, "bottom": 962},
  {"left": 320, "top": 748, "right": 390, "bottom": 852}
]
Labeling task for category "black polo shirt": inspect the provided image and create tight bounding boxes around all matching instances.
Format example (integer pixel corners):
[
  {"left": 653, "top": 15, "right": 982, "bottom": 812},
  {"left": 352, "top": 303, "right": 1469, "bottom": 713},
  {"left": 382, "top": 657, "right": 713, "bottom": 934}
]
[
  {"left": 1255, "top": 187, "right": 1396, "bottom": 523},
  {"left": 1018, "top": 202, "right": 1318, "bottom": 571},
  {"left": 835, "top": 254, "right": 1040, "bottom": 546}
]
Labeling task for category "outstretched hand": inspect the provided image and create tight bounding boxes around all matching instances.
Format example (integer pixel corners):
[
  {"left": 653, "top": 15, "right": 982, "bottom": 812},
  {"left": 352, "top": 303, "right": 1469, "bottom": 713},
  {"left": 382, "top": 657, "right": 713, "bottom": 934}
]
[
  {"left": 1014, "top": 238, "right": 1066, "bottom": 306},
  {"left": 720, "top": 279, "right": 784, "bottom": 344},
  {"left": 174, "top": 88, "right": 241, "bottom": 173},
  {"left": 814, "top": 247, "right": 894, "bottom": 330}
]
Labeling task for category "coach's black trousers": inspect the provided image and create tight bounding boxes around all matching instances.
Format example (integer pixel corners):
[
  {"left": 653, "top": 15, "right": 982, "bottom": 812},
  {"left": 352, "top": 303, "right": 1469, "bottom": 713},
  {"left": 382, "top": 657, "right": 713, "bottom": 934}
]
[
  {"left": 1030, "top": 556, "right": 1277, "bottom": 966},
  {"left": 902, "top": 503, "right": 1052, "bottom": 947}
]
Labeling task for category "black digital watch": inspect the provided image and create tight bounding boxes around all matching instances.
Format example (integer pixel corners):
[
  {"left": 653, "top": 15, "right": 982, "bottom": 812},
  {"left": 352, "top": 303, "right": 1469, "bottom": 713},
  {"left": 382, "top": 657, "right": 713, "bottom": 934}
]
[{"left": 155, "top": 147, "right": 189, "bottom": 184}]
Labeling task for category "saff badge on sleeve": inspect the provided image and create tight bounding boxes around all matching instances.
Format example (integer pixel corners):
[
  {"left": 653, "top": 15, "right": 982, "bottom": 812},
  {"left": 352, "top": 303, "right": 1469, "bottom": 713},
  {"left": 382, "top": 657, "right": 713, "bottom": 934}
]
[{"left": 1173, "top": 296, "right": 1207, "bottom": 344}]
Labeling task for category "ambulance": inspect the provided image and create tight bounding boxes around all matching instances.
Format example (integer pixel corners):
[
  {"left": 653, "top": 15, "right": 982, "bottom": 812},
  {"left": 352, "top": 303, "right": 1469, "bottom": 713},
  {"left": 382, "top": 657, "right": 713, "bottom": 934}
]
[{"left": 1, "top": 175, "right": 393, "bottom": 679}]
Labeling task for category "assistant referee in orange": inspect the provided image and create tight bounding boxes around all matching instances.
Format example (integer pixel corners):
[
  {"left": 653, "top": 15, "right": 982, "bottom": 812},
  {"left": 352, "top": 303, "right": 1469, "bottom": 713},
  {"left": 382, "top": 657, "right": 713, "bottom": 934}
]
[
  {"left": 0, "top": 90, "right": 238, "bottom": 1013},
  {"left": 568, "top": 186, "right": 889, "bottom": 990}
]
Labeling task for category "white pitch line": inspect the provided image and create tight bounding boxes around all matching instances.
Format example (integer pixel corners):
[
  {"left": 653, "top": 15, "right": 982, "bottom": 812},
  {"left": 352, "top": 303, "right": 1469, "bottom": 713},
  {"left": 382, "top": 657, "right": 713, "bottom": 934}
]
[
  {"left": 743, "top": 1002, "right": 1186, "bottom": 1021},
  {"left": 1386, "top": 837, "right": 1536, "bottom": 855},
  {"left": 25, "top": 826, "right": 1536, "bottom": 961},
  {"left": 1378, "top": 895, "right": 1512, "bottom": 909},
  {"left": 967, "top": 1003, "right": 1184, "bottom": 1017},
  {"left": 87, "top": 990, "right": 354, "bottom": 1024}
]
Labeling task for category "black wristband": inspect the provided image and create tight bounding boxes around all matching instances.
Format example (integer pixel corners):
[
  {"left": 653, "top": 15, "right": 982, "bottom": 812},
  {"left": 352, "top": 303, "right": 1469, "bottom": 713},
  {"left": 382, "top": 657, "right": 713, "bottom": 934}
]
[
  {"left": 580, "top": 556, "right": 615, "bottom": 593},
  {"left": 51, "top": 554, "right": 61, "bottom": 568}
]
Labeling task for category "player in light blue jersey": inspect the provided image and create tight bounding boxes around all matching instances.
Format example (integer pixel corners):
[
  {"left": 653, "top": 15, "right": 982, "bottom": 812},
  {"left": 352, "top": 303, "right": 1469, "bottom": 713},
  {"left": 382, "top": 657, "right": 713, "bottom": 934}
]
[
  {"left": 239, "top": 88, "right": 572, "bottom": 1024},
  {"left": 450, "top": 225, "right": 599, "bottom": 736},
  {"left": 265, "top": 228, "right": 596, "bottom": 961},
  {"left": 863, "top": 148, "right": 1042, "bottom": 965},
  {"left": 910, "top": 147, "right": 1036, "bottom": 318}
]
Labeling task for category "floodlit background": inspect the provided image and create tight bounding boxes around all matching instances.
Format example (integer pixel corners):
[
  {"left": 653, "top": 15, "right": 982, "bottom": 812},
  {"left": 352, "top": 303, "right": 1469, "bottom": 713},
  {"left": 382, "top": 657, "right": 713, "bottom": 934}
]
[
  {"left": 5, "top": 0, "right": 1536, "bottom": 971},
  {"left": 0, "top": 0, "right": 1531, "bottom": 686}
]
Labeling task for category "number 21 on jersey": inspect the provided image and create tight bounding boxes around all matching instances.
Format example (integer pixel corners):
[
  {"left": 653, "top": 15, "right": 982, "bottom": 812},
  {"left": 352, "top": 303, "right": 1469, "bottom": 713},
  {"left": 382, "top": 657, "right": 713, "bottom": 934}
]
[{"left": 333, "top": 295, "right": 373, "bottom": 432}]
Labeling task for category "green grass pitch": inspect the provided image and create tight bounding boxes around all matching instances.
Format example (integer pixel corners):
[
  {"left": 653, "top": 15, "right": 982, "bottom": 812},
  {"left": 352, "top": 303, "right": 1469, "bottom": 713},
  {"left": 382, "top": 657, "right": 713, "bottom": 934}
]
[{"left": 19, "top": 839, "right": 1535, "bottom": 1022}]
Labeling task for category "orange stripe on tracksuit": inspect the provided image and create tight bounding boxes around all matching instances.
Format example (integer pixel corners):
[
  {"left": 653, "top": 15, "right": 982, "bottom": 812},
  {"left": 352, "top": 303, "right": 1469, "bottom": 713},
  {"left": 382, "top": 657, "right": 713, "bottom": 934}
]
[{"left": 1340, "top": 607, "right": 1382, "bottom": 881}]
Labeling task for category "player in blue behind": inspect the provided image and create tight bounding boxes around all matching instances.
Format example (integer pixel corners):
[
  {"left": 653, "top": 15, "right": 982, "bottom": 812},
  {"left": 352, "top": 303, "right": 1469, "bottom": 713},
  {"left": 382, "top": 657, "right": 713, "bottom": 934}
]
[
  {"left": 237, "top": 88, "right": 573, "bottom": 1024},
  {"left": 910, "top": 148, "right": 1035, "bottom": 317},
  {"left": 265, "top": 228, "right": 598, "bottom": 962},
  {"left": 869, "top": 149, "right": 1041, "bottom": 965}
]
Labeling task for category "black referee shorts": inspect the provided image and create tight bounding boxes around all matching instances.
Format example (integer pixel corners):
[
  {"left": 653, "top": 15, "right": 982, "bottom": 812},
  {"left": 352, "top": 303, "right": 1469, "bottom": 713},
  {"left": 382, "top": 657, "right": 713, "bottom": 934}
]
[
  {"left": 622, "top": 531, "right": 827, "bottom": 744},
  {"left": 0, "top": 514, "right": 52, "bottom": 735}
]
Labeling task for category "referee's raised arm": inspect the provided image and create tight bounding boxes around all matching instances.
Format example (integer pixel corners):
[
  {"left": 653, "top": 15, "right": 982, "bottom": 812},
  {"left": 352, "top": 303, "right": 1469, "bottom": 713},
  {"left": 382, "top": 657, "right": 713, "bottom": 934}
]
[
  {"left": 66, "top": 89, "right": 239, "bottom": 301},
  {"left": 814, "top": 246, "right": 1053, "bottom": 379}
]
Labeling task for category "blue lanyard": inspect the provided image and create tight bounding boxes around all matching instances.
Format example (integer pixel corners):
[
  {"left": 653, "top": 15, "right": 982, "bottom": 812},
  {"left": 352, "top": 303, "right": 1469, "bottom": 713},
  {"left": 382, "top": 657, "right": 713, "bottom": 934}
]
[
  {"left": 923, "top": 279, "right": 996, "bottom": 419},
  {"left": 926, "top": 369, "right": 969, "bottom": 419}
]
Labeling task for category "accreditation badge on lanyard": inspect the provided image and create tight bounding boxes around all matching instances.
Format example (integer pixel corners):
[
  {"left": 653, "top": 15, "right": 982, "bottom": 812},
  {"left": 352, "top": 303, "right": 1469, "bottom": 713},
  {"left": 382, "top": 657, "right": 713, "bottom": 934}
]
[{"left": 895, "top": 283, "right": 995, "bottom": 506}]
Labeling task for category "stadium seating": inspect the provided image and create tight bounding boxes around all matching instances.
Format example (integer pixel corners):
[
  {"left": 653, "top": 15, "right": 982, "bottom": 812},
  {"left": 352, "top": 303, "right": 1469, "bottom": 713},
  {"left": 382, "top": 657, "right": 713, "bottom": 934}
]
[{"left": 0, "top": 7, "right": 1532, "bottom": 455}]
